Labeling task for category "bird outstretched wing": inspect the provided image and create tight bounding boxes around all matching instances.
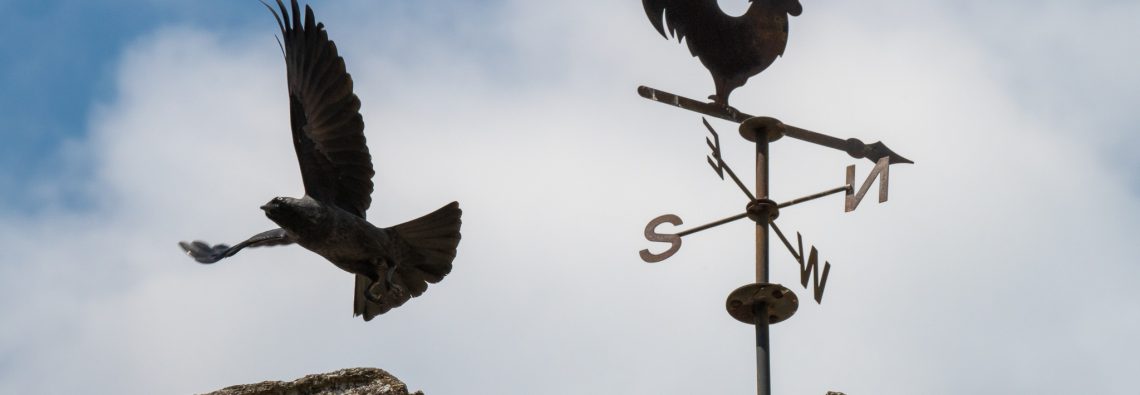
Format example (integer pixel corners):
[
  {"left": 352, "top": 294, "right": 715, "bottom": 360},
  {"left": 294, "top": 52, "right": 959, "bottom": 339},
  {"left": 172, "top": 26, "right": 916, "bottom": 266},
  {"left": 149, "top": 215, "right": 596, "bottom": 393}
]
[
  {"left": 643, "top": 0, "right": 728, "bottom": 56},
  {"left": 179, "top": 228, "right": 294, "bottom": 264},
  {"left": 267, "top": 0, "right": 375, "bottom": 218}
]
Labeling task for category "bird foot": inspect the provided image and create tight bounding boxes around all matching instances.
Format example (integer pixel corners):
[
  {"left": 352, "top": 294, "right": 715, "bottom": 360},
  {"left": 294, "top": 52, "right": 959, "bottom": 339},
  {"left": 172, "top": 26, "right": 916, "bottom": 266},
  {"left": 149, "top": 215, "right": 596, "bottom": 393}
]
[
  {"left": 724, "top": 105, "right": 740, "bottom": 119},
  {"left": 364, "top": 280, "right": 407, "bottom": 304},
  {"left": 385, "top": 265, "right": 407, "bottom": 300},
  {"left": 707, "top": 95, "right": 739, "bottom": 118},
  {"left": 364, "top": 265, "right": 406, "bottom": 303},
  {"left": 365, "top": 281, "right": 387, "bottom": 304},
  {"left": 390, "top": 284, "right": 407, "bottom": 300}
]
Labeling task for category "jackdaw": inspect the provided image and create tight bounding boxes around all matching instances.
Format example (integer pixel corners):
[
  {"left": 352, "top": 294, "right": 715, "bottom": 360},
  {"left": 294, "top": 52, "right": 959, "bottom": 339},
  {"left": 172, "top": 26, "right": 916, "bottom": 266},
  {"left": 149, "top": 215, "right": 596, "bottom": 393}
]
[{"left": 179, "top": 0, "right": 461, "bottom": 321}]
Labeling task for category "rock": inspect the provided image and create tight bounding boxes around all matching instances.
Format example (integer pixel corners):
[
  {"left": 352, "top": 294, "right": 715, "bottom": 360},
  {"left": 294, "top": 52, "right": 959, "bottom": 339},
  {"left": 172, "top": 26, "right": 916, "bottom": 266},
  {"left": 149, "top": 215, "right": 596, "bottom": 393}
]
[{"left": 200, "top": 367, "right": 423, "bottom": 395}]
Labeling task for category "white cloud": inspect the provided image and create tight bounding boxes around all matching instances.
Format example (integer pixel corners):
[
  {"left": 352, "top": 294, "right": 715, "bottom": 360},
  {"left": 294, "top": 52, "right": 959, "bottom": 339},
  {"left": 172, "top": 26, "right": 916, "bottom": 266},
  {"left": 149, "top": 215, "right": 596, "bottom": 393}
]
[{"left": 1, "top": 1, "right": 1137, "bottom": 394}]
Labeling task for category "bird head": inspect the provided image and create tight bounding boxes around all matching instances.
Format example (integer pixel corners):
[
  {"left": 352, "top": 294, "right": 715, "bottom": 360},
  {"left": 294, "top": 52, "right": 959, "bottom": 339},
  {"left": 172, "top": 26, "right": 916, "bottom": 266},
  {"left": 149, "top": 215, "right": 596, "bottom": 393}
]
[
  {"left": 770, "top": 0, "right": 803, "bottom": 17},
  {"left": 261, "top": 196, "right": 324, "bottom": 231}
]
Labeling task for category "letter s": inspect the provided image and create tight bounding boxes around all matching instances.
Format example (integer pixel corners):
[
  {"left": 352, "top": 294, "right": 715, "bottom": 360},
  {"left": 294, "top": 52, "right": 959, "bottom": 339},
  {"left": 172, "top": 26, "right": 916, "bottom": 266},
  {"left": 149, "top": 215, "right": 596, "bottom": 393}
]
[{"left": 640, "top": 214, "right": 683, "bottom": 263}]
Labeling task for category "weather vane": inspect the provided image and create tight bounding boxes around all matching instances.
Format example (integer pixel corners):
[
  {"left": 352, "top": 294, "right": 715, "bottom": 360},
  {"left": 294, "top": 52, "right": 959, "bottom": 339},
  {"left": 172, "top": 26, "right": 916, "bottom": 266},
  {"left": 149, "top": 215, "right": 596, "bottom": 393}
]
[{"left": 637, "top": 1, "right": 912, "bottom": 394}]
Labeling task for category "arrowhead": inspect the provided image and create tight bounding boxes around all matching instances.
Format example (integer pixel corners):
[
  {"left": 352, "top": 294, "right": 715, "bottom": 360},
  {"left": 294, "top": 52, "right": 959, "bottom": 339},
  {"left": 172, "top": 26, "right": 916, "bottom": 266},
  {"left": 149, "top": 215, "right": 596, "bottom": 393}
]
[{"left": 863, "top": 141, "right": 914, "bottom": 165}]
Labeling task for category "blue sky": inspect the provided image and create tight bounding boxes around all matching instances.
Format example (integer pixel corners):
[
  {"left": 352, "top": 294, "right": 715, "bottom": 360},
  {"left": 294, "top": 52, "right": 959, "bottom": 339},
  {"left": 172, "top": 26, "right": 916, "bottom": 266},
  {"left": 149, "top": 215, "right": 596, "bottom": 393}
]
[
  {"left": 0, "top": 0, "right": 515, "bottom": 213},
  {"left": 0, "top": 2, "right": 255, "bottom": 207},
  {"left": 1, "top": 1, "right": 1138, "bottom": 394}
]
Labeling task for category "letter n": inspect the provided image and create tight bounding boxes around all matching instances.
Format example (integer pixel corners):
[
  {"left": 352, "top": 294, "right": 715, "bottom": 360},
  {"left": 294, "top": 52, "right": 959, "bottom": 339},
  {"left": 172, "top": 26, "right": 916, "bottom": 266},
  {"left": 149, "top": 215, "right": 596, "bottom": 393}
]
[{"left": 846, "top": 157, "right": 890, "bottom": 212}]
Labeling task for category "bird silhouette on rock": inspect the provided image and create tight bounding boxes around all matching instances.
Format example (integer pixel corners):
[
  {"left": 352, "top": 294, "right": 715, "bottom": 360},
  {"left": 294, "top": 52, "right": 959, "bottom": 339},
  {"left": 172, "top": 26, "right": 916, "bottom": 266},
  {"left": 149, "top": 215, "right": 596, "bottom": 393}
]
[
  {"left": 178, "top": 0, "right": 461, "bottom": 321},
  {"left": 643, "top": 0, "right": 802, "bottom": 108}
]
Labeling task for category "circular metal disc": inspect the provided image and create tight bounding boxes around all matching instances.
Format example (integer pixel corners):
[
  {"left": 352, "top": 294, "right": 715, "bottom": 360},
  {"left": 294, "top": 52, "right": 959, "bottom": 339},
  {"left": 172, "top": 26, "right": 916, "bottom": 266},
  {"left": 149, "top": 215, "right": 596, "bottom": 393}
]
[
  {"left": 739, "top": 117, "right": 785, "bottom": 143},
  {"left": 726, "top": 283, "right": 799, "bottom": 325}
]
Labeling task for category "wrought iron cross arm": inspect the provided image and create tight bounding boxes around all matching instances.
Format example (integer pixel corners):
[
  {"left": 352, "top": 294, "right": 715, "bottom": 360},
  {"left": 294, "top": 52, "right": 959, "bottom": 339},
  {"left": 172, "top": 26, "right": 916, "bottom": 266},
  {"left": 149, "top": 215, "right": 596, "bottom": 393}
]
[
  {"left": 769, "top": 221, "right": 802, "bottom": 262},
  {"left": 638, "top": 85, "right": 914, "bottom": 165},
  {"left": 777, "top": 185, "right": 851, "bottom": 210},
  {"left": 640, "top": 212, "right": 750, "bottom": 263},
  {"left": 677, "top": 212, "right": 749, "bottom": 237},
  {"left": 639, "top": 86, "right": 751, "bottom": 123},
  {"left": 782, "top": 124, "right": 914, "bottom": 165}
]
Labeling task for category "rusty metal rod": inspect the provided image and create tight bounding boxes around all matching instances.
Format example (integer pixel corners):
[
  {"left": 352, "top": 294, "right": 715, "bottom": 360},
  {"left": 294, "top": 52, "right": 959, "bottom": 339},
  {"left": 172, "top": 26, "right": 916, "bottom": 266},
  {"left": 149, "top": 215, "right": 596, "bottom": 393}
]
[
  {"left": 639, "top": 85, "right": 751, "bottom": 123},
  {"left": 638, "top": 85, "right": 913, "bottom": 164},
  {"left": 669, "top": 186, "right": 849, "bottom": 240},
  {"left": 777, "top": 185, "right": 851, "bottom": 210},
  {"left": 769, "top": 221, "right": 801, "bottom": 262},
  {"left": 721, "top": 160, "right": 757, "bottom": 202},
  {"left": 752, "top": 121, "right": 772, "bottom": 395},
  {"left": 676, "top": 213, "right": 749, "bottom": 238}
]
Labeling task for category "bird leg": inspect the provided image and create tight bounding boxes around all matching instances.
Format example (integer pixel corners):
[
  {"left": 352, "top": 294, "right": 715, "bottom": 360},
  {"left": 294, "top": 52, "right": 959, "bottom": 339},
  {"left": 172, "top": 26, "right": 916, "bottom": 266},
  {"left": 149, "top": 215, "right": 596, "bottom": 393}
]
[
  {"left": 723, "top": 104, "right": 740, "bottom": 119},
  {"left": 707, "top": 95, "right": 741, "bottom": 118},
  {"left": 710, "top": 76, "right": 731, "bottom": 107},
  {"left": 364, "top": 260, "right": 406, "bottom": 303},
  {"left": 386, "top": 265, "right": 407, "bottom": 300},
  {"left": 365, "top": 275, "right": 387, "bottom": 304},
  {"left": 364, "top": 259, "right": 390, "bottom": 303}
]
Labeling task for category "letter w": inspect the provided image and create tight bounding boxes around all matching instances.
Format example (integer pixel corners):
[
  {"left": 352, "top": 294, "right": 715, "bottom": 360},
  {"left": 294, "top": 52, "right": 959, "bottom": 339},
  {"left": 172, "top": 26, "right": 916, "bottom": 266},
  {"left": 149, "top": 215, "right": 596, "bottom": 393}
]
[{"left": 795, "top": 233, "right": 832, "bottom": 304}]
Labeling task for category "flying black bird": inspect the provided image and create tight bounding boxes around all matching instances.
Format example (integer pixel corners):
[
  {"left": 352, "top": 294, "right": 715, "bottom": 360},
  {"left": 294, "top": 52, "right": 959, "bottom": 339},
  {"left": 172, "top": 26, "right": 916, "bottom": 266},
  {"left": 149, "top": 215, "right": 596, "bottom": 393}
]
[
  {"left": 643, "top": 0, "right": 803, "bottom": 107},
  {"left": 178, "top": 0, "right": 461, "bottom": 321}
]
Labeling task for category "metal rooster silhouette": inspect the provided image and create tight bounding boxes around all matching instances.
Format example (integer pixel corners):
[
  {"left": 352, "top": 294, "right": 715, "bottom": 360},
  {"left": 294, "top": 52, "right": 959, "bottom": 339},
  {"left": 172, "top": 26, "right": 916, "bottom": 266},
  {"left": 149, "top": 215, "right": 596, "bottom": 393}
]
[
  {"left": 643, "top": 0, "right": 802, "bottom": 107},
  {"left": 178, "top": 0, "right": 461, "bottom": 321}
]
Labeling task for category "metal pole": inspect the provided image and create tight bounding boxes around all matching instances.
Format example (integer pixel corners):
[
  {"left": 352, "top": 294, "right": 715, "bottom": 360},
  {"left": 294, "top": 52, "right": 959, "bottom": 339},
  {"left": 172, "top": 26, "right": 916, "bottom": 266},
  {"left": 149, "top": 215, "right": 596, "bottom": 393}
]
[{"left": 755, "top": 132, "right": 771, "bottom": 395}]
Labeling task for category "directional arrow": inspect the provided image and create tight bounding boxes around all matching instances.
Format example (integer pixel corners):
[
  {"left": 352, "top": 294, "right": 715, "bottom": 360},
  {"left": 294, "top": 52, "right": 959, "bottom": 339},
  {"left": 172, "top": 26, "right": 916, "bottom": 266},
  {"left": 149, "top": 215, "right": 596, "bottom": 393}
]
[{"left": 638, "top": 86, "right": 915, "bottom": 165}]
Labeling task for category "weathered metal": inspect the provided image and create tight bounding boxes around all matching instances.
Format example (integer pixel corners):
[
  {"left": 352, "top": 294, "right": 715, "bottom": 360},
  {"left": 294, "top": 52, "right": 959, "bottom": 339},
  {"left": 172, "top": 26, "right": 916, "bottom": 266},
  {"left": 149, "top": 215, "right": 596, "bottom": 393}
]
[
  {"left": 770, "top": 222, "right": 831, "bottom": 304},
  {"left": 677, "top": 213, "right": 748, "bottom": 238},
  {"left": 640, "top": 178, "right": 861, "bottom": 264},
  {"left": 706, "top": 118, "right": 756, "bottom": 200},
  {"left": 726, "top": 283, "right": 799, "bottom": 325},
  {"left": 639, "top": 85, "right": 752, "bottom": 123},
  {"left": 637, "top": 5, "right": 911, "bottom": 393},
  {"left": 846, "top": 157, "right": 890, "bottom": 212},
  {"left": 639, "top": 86, "right": 914, "bottom": 165},
  {"left": 740, "top": 117, "right": 786, "bottom": 143},
  {"left": 747, "top": 199, "right": 781, "bottom": 224},
  {"left": 640, "top": 214, "right": 683, "bottom": 263},
  {"left": 642, "top": 0, "right": 802, "bottom": 107},
  {"left": 635, "top": 112, "right": 910, "bottom": 395},
  {"left": 746, "top": 118, "right": 777, "bottom": 395},
  {"left": 778, "top": 185, "right": 850, "bottom": 210}
]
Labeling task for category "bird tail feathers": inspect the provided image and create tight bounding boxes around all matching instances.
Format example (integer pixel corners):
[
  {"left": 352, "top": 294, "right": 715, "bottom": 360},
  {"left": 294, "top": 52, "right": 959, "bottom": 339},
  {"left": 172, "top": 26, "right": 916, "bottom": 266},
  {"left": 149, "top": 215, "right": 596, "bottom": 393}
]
[
  {"left": 392, "top": 201, "right": 462, "bottom": 283},
  {"left": 353, "top": 202, "right": 462, "bottom": 321}
]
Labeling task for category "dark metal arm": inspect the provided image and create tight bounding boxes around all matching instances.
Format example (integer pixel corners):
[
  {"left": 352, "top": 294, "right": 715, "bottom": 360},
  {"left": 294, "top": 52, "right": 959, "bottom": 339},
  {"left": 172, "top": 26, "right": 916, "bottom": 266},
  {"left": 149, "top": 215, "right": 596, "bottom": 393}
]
[{"left": 638, "top": 86, "right": 914, "bottom": 165}]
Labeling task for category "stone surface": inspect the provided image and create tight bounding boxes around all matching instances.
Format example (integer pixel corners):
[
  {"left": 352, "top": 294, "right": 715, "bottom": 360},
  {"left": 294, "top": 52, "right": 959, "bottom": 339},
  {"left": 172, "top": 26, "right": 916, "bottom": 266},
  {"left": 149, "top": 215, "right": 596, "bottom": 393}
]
[{"left": 200, "top": 367, "right": 423, "bottom": 395}]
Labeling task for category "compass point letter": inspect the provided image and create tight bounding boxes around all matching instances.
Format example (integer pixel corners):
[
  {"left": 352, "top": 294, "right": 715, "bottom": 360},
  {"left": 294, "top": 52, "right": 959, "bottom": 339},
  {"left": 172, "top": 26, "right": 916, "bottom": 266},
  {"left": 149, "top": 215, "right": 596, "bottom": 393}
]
[
  {"left": 845, "top": 157, "right": 890, "bottom": 212},
  {"left": 800, "top": 246, "right": 832, "bottom": 304},
  {"left": 704, "top": 118, "right": 725, "bottom": 180},
  {"left": 640, "top": 214, "right": 683, "bottom": 263}
]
